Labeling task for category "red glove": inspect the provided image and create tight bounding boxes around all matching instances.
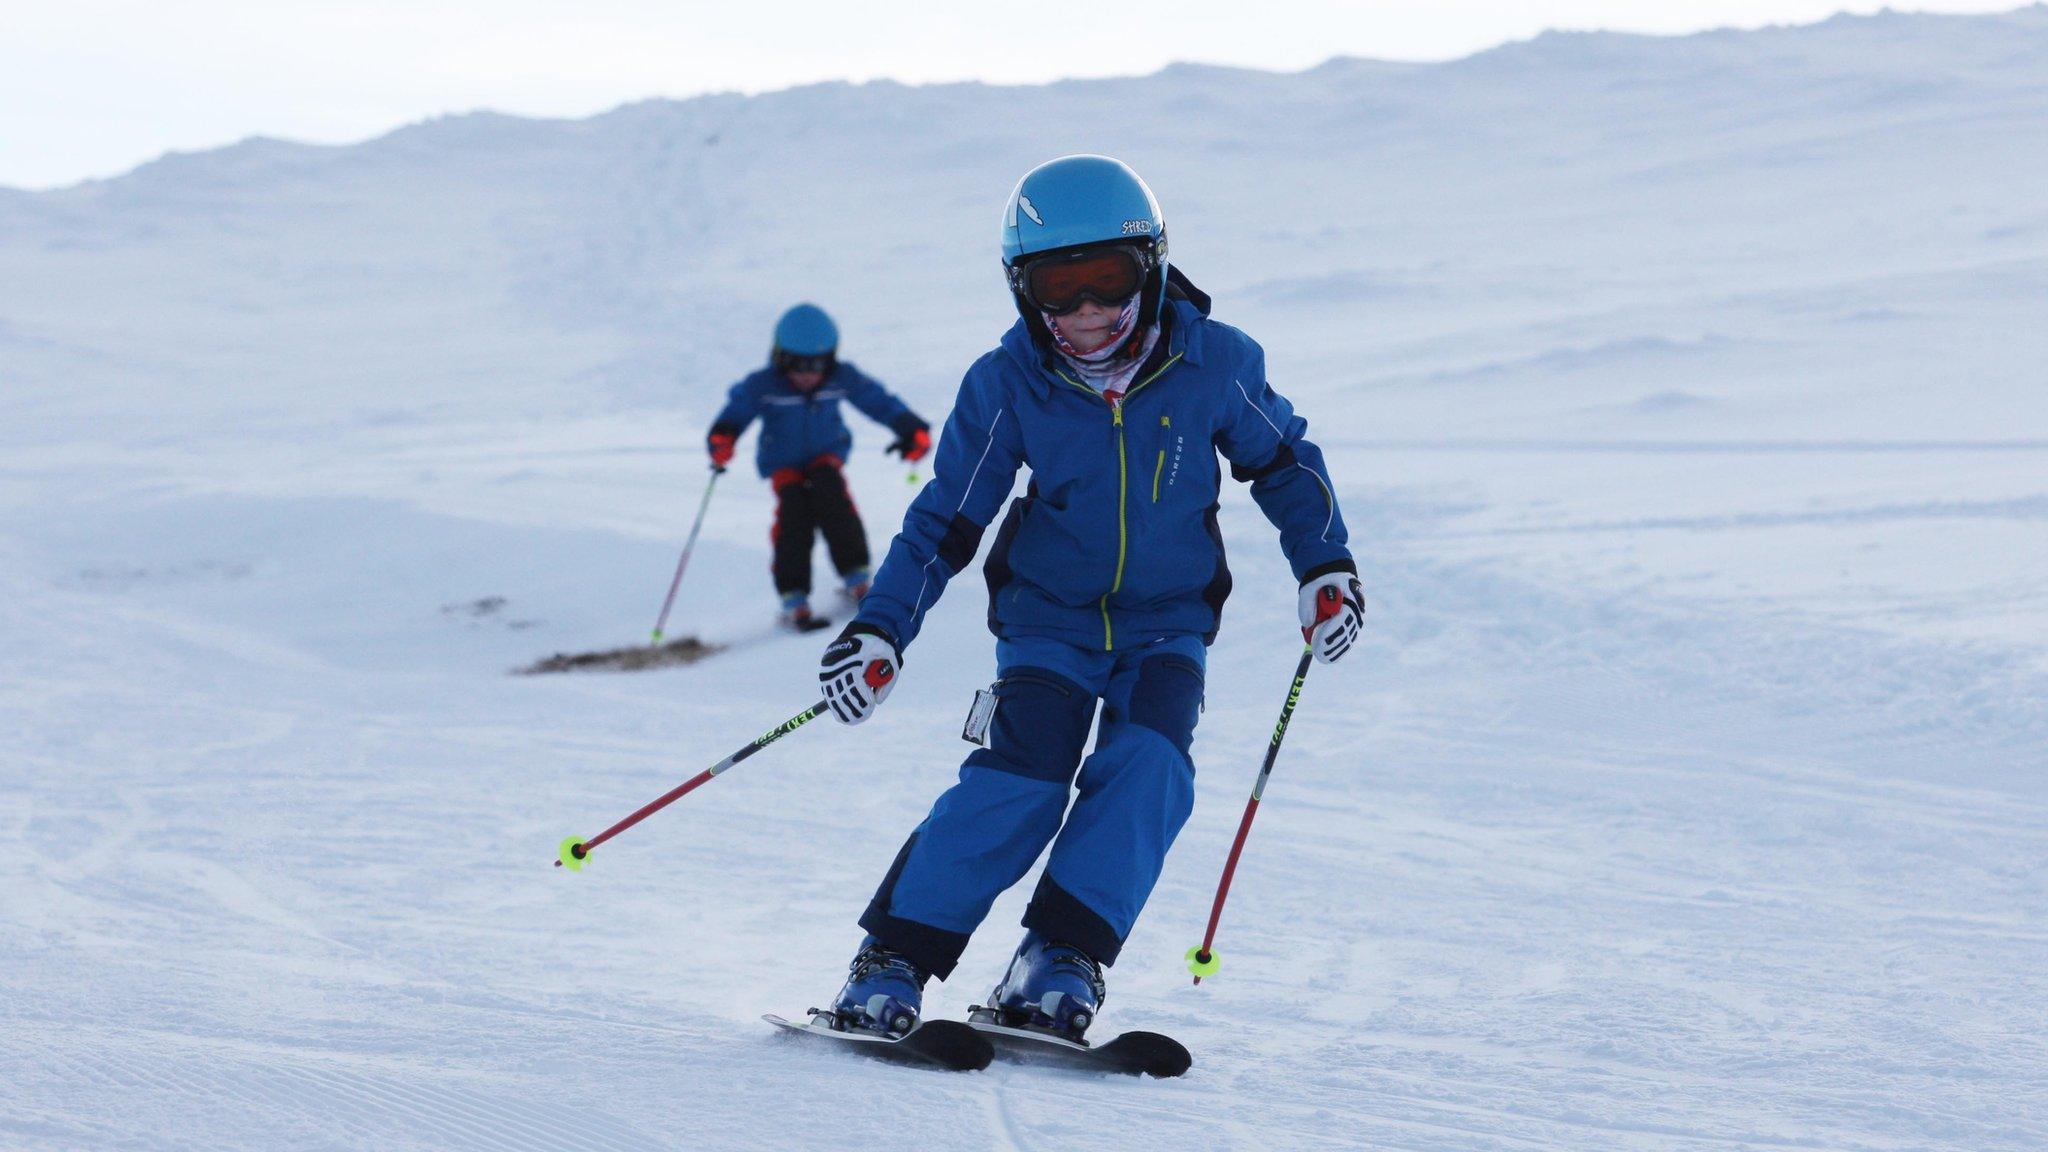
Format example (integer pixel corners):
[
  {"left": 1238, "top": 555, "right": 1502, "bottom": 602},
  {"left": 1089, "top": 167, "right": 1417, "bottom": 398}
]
[
  {"left": 707, "top": 431, "right": 736, "bottom": 469},
  {"left": 889, "top": 425, "right": 932, "bottom": 463}
]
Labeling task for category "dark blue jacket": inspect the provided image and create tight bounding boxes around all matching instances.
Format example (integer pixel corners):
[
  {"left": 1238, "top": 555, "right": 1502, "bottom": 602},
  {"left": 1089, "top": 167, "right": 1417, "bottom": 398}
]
[
  {"left": 710, "top": 362, "right": 918, "bottom": 478},
  {"left": 855, "top": 294, "right": 1353, "bottom": 654}
]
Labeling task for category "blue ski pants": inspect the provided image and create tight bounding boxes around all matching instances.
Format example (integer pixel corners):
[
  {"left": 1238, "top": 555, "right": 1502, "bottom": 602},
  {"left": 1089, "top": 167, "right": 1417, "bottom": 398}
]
[{"left": 860, "top": 634, "right": 1206, "bottom": 979}]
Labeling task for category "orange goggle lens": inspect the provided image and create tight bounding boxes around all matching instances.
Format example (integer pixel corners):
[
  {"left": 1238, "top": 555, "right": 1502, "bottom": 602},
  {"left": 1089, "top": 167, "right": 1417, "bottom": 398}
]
[{"left": 1021, "top": 247, "right": 1147, "bottom": 314}]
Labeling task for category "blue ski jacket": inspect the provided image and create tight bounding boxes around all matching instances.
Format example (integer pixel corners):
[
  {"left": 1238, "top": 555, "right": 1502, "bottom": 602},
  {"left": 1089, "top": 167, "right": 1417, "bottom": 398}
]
[
  {"left": 855, "top": 291, "right": 1353, "bottom": 654},
  {"left": 709, "top": 362, "right": 920, "bottom": 478}
]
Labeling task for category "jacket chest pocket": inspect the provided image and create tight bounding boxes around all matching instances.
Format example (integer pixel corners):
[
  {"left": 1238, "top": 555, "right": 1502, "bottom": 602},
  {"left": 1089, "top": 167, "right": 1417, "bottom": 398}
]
[{"left": 1149, "top": 413, "right": 1192, "bottom": 503}]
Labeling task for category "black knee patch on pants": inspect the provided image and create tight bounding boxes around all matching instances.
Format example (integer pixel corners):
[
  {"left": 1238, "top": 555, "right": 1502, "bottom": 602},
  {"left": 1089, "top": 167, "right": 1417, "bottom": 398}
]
[
  {"left": 1022, "top": 873, "right": 1126, "bottom": 966},
  {"left": 1127, "top": 655, "right": 1203, "bottom": 761},
  {"left": 963, "top": 667, "right": 1093, "bottom": 784},
  {"left": 859, "top": 828, "right": 973, "bottom": 979}
]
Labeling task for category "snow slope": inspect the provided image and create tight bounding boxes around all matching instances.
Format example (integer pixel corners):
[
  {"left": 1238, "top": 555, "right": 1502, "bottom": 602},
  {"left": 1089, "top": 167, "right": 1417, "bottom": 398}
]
[{"left": 3, "top": 8, "right": 2046, "bottom": 1150}]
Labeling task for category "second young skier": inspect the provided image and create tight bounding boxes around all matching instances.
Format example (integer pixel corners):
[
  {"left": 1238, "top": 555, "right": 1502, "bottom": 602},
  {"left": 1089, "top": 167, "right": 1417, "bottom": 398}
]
[{"left": 707, "top": 304, "right": 932, "bottom": 631}]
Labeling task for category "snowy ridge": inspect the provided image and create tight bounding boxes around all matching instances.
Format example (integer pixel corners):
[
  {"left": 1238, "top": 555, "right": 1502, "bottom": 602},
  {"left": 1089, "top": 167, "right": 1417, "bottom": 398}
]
[{"left": 4, "top": 8, "right": 2046, "bottom": 1151}]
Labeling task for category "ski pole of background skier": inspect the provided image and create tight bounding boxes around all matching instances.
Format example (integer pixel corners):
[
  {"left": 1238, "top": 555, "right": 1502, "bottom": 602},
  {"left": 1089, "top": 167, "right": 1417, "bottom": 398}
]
[
  {"left": 1187, "top": 620, "right": 1326, "bottom": 983},
  {"left": 650, "top": 466, "right": 724, "bottom": 645},
  {"left": 557, "top": 699, "right": 827, "bottom": 869}
]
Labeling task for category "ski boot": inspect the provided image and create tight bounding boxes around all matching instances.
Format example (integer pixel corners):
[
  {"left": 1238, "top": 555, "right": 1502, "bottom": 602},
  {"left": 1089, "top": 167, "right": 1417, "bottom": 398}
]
[
  {"left": 780, "top": 594, "right": 833, "bottom": 634},
  {"left": 826, "top": 936, "right": 929, "bottom": 1036},
  {"left": 984, "top": 931, "right": 1106, "bottom": 1040},
  {"left": 840, "top": 569, "right": 872, "bottom": 605}
]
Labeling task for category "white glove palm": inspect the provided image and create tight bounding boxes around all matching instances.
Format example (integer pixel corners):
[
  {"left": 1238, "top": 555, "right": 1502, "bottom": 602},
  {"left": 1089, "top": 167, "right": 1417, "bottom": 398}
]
[
  {"left": 819, "top": 625, "right": 901, "bottom": 724},
  {"left": 1298, "top": 570, "right": 1365, "bottom": 664}
]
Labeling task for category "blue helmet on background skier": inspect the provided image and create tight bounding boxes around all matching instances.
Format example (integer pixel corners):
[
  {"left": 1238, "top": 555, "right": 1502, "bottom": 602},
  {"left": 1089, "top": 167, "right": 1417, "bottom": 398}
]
[
  {"left": 772, "top": 303, "right": 839, "bottom": 373},
  {"left": 1001, "top": 155, "right": 1170, "bottom": 330}
]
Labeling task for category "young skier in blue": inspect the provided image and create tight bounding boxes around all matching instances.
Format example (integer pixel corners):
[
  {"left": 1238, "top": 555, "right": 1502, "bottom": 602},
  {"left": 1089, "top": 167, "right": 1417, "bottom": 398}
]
[
  {"left": 707, "top": 304, "right": 932, "bottom": 631},
  {"left": 814, "top": 156, "right": 1366, "bottom": 1038}
]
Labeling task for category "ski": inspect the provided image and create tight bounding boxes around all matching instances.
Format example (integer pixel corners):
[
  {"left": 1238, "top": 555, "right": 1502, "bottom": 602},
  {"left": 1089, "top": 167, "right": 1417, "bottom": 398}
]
[
  {"left": 965, "top": 1009, "right": 1192, "bottom": 1078},
  {"left": 763, "top": 1013, "right": 993, "bottom": 1072}
]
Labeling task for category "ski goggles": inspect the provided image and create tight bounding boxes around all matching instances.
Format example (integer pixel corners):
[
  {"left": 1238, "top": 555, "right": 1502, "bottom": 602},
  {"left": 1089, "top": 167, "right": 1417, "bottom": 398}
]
[
  {"left": 773, "top": 348, "right": 836, "bottom": 376},
  {"left": 1008, "top": 244, "right": 1155, "bottom": 316}
]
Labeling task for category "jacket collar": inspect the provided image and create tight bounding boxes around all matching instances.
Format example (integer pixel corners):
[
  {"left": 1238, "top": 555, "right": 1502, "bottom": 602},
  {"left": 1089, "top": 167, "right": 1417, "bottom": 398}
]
[{"left": 1000, "top": 297, "right": 1207, "bottom": 400}]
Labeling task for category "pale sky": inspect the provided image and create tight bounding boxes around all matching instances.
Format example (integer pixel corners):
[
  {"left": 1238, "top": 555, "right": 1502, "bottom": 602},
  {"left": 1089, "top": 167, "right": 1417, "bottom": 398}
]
[{"left": 0, "top": 1, "right": 2024, "bottom": 190}]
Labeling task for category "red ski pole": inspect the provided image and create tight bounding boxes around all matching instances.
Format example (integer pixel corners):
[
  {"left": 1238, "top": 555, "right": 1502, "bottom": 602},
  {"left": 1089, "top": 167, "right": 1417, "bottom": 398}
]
[
  {"left": 650, "top": 466, "right": 723, "bottom": 646},
  {"left": 556, "top": 700, "right": 827, "bottom": 870},
  {"left": 1187, "top": 583, "right": 1341, "bottom": 984},
  {"left": 1186, "top": 646, "right": 1313, "bottom": 984}
]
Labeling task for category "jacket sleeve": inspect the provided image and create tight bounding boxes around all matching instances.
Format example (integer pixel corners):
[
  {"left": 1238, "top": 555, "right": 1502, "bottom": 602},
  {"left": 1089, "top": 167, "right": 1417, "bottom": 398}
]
[
  {"left": 1213, "top": 344, "right": 1355, "bottom": 583},
  {"left": 853, "top": 362, "right": 1024, "bottom": 652},
  {"left": 840, "top": 365, "right": 922, "bottom": 436},
  {"left": 708, "top": 377, "right": 763, "bottom": 440}
]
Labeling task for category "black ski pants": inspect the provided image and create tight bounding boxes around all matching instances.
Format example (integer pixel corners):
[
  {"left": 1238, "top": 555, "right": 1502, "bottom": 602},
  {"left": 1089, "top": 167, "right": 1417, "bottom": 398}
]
[{"left": 771, "top": 455, "right": 869, "bottom": 597}]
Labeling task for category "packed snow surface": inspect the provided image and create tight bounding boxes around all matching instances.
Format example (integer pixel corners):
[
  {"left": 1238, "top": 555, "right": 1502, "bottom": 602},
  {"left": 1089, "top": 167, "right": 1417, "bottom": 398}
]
[{"left": 4, "top": 8, "right": 2046, "bottom": 1150}]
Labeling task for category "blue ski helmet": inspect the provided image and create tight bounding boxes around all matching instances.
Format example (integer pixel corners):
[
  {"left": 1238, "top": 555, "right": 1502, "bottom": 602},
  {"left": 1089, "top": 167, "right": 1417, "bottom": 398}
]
[
  {"left": 772, "top": 303, "right": 839, "bottom": 358},
  {"left": 1001, "top": 155, "right": 1169, "bottom": 326}
]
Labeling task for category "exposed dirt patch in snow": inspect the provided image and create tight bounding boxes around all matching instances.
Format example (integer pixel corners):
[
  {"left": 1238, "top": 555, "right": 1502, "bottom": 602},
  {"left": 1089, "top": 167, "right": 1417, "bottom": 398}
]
[{"left": 516, "top": 636, "right": 723, "bottom": 674}]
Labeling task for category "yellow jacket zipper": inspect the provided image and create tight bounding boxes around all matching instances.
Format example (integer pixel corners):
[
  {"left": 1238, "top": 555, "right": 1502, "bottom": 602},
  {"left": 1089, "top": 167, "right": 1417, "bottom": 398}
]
[
  {"left": 1053, "top": 353, "right": 1184, "bottom": 651},
  {"left": 1102, "top": 401, "right": 1128, "bottom": 649}
]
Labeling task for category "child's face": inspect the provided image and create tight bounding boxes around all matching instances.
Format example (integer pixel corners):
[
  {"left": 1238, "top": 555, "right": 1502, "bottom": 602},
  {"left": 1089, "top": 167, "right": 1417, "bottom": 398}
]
[
  {"left": 1052, "top": 298, "right": 1127, "bottom": 355},
  {"left": 786, "top": 368, "right": 826, "bottom": 391}
]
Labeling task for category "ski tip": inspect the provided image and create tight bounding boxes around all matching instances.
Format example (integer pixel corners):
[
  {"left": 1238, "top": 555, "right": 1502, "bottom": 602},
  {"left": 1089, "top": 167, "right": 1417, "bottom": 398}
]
[
  {"left": 558, "top": 837, "right": 589, "bottom": 871},
  {"left": 911, "top": 1020, "right": 996, "bottom": 1071},
  {"left": 764, "top": 1013, "right": 993, "bottom": 1071},
  {"left": 1123, "top": 1032, "right": 1194, "bottom": 1078},
  {"left": 1184, "top": 945, "right": 1220, "bottom": 979}
]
